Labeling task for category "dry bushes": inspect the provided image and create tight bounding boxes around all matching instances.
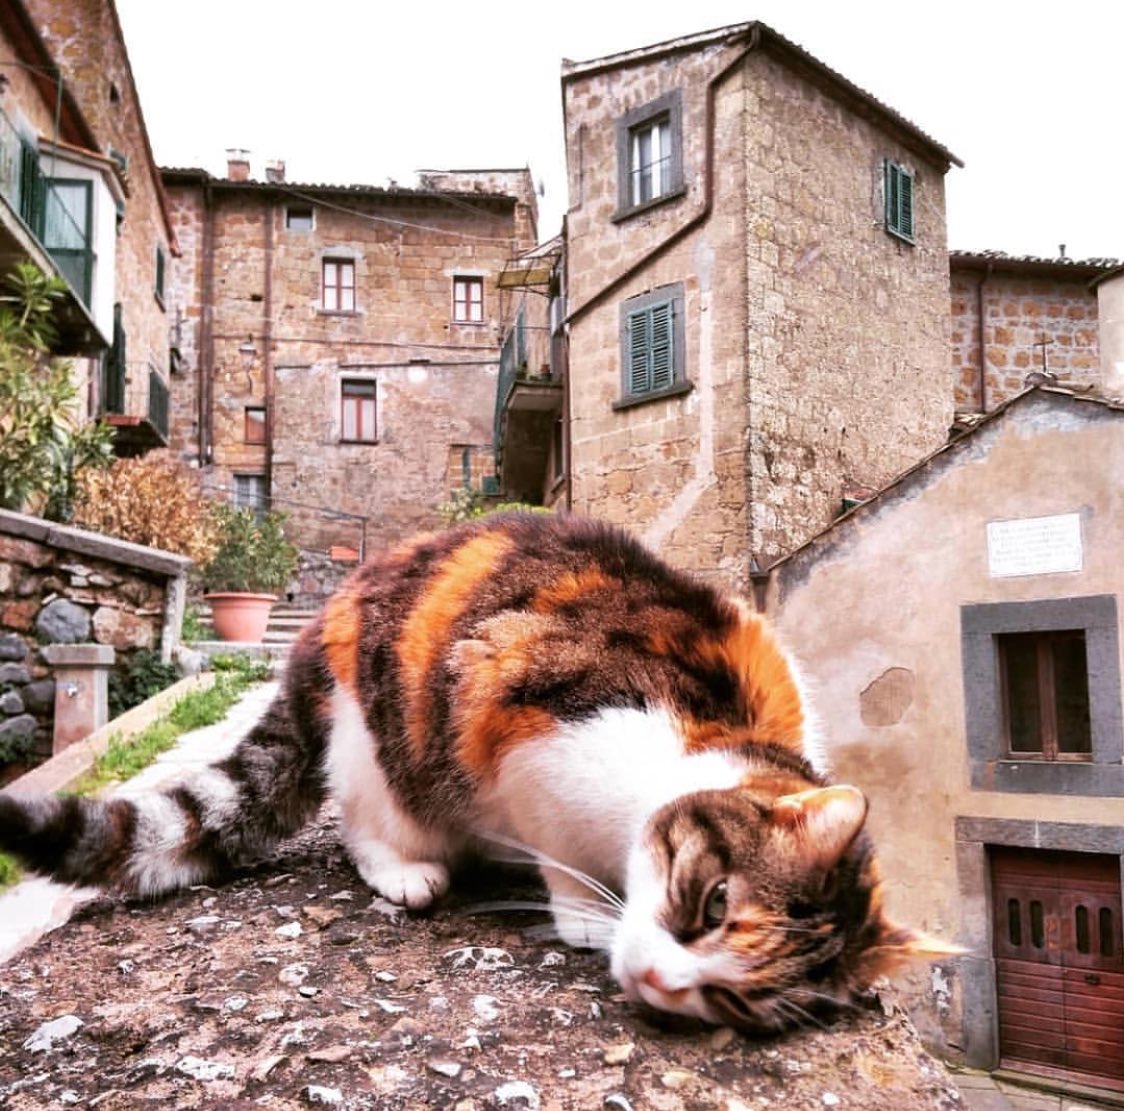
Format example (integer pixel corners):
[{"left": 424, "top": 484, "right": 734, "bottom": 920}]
[{"left": 72, "top": 451, "right": 219, "bottom": 565}]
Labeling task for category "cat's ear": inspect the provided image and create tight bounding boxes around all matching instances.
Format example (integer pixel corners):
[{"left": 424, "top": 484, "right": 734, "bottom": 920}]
[{"left": 771, "top": 784, "right": 868, "bottom": 870}]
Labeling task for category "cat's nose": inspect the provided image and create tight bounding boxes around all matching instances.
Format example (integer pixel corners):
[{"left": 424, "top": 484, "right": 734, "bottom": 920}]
[{"left": 641, "top": 966, "right": 674, "bottom": 993}]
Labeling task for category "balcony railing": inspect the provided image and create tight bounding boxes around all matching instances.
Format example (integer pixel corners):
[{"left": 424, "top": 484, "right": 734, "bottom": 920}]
[{"left": 0, "top": 105, "right": 93, "bottom": 306}]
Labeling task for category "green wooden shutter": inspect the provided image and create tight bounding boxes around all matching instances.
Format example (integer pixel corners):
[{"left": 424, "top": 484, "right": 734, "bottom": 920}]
[
  {"left": 628, "top": 309, "right": 652, "bottom": 394},
  {"left": 884, "top": 159, "right": 915, "bottom": 241},
  {"left": 899, "top": 170, "right": 914, "bottom": 239},
  {"left": 650, "top": 302, "right": 673, "bottom": 390}
]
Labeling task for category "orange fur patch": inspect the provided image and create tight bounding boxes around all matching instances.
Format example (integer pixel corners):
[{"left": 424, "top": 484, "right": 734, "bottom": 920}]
[
  {"left": 321, "top": 589, "right": 362, "bottom": 692},
  {"left": 397, "top": 532, "right": 516, "bottom": 755},
  {"left": 531, "top": 568, "right": 615, "bottom": 612}
]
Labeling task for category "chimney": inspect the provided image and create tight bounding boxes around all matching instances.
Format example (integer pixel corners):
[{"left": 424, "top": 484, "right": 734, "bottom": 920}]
[
  {"left": 226, "top": 148, "right": 251, "bottom": 182},
  {"left": 265, "top": 159, "right": 286, "bottom": 184}
]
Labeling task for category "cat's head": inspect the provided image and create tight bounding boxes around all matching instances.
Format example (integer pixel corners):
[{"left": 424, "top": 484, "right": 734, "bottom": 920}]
[{"left": 610, "top": 782, "right": 954, "bottom": 1033}]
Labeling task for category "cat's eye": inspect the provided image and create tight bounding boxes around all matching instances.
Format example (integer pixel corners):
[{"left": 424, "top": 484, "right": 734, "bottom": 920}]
[{"left": 702, "top": 880, "right": 729, "bottom": 929}]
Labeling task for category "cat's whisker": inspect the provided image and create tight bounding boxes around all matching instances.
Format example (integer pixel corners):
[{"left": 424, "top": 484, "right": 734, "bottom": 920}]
[
  {"left": 475, "top": 830, "right": 626, "bottom": 911},
  {"left": 777, "top": 997, "right": 830, "bottom": 1031}
]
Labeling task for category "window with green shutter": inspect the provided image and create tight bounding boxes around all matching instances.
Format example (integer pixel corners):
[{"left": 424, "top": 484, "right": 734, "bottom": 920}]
[
  {"left": 883, "top": 159, "right": 915, "bottom": 243},
  {"left": 616, "top": 283, "right": 690, "bottom": 409}
]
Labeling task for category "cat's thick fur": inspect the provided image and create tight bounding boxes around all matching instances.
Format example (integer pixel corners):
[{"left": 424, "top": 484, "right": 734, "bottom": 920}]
[{"left": 0, "top": 513, "right": 941, "bottom": 1032}]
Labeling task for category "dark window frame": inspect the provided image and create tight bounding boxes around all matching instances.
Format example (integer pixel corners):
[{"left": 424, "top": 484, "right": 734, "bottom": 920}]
[
  {"left": 883, "top": 158, "right": 915, "bottom": 243},
  {"left": 340, "top": 377, "right": 377, "bottom": 444},
  {"left": 285, "top": 206, "right": 314, "bottom": 231},
  {"left": 614, "top": 283, "right": 691, "bottom": 410},
  {"left": 154, "top": 244, "right": 166, "bottom": 307},
  {"left": 961, "top": 595, "right": 1124, "bottom": 795},
  {"left": 452, "top": 276, "right": 484, "bottom": 323},
  {"left": 244, "top": 405, "right": 266, "bottom": 445},
  {"left": 614, "top": 90, "right": 685, "bottom": 221},
  {"left": 998, "top": 629, "right": 1092, "bottom": 761},
  {"left": 322, "top": 257, "right": 356, "bottom": 313}
]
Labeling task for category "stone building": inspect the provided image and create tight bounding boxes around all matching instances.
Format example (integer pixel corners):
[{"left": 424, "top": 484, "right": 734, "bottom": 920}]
[
  {"left": 519, "top": 22, "right": 961, "bottom": 590},
  {"left": 19, "top": 0, "right": 177, "bottom": 452},
  {"left": 163, "top": 158, "right": 538, "bottom": 568},
  {"left": 950, "top": 251, "right": 1115, "bottom": 414},
  {"left": 762, "top": 384, "right": 1124, "bottom": 1094}
]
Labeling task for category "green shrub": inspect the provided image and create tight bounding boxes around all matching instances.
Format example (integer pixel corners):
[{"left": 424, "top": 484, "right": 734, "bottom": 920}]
[
  {"left": 202, "top": 503, "right": 298, "bottom": 595},
  {"left": 108, "top": 649, "right": 180, "bottom": 720}
]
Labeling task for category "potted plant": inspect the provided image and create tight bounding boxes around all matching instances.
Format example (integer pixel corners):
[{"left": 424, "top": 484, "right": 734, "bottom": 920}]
[{"left": 201, "top": 503, "right": 298, "bottom": 642}]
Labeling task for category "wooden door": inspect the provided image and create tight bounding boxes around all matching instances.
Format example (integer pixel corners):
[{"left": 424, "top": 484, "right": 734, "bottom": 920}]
[{"left": 991, "top": 847, "right": 1124, "bottom": 1091}]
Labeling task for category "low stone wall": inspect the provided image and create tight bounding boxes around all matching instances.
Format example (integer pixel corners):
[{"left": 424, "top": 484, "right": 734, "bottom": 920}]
[{"left": 0, "top": 509, "right": 191, "bottom": 764}]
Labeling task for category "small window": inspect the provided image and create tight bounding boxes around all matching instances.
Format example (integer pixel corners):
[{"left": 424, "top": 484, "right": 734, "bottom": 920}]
[
  {"left": 615, "top": 91, "right": 683, "bottom": 219},
  {"left": 233, "top": 473, "right": 267, "bottom": 512},
  {"left": 244, "top": 406, "right": 266, "bottom": 444},
  {"left": 883, "top": 159, "right": 915, "bottom": 243},
  {"left": 341, "top": 378, "right": 377, "bottom": 443},
  {"left": 286, "top": 206, "right": 313, "bottom": 231},
  {"left": 323, "top": 258, "right": 355, "bottom": 312},
  {"left": 998, "top": 630, "right": 1092, "bottom": 760},
  {"left": 616, "top": 284, "right": 688, "bottom": 407},
  {"left": 453, "top": 276, "right": 483, "bottom": 323},
  {"left": 155, "top": 245, "right": 166, "bottom": 305}
]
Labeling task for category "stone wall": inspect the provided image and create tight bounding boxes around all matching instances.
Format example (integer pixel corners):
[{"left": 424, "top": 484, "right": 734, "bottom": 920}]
[
  {"left": 0, "top": 509, "right": 189, "bottom": 767},
  {"left": 163, "top": 170, "right": 537, "bottom": 559},
  {"left": 563, "top": 33, "right": 954, "bottom": 589},
  {"left": 951, "top": 259, "right": 1104, "bottom": 410}
]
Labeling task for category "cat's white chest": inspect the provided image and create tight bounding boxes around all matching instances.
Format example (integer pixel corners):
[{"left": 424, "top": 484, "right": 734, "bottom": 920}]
[{"left": 482, "top": 706, "right": 747, "bottom": 888}]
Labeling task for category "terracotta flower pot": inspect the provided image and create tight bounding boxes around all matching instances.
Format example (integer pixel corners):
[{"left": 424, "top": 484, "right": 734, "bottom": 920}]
[{"left": 204, "top": 592, "right": 276, "bottom": 643}]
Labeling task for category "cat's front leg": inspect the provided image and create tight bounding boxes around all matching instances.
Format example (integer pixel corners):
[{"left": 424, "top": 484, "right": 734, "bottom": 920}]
[{"left": 543, "top": 869, "right": 618, "bottom": 952}]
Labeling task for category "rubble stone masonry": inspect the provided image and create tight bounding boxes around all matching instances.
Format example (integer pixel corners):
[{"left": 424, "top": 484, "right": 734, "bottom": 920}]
[
  {"left": 950, "top": 260, "right": 1104, "bottom": 411},
  {"left": 564, "top": 32, "right": 954, "bottom": 590}
]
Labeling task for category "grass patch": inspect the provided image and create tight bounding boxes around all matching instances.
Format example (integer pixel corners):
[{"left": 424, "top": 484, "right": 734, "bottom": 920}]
[
  {"left": 0, "top": 654, "right": 272, "bottom": 891},
  {"left": 72, "top": 654, "right": 271, "bottom": 796}
]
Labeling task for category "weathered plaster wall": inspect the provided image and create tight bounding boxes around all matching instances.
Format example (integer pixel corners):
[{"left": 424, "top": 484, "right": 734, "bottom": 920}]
[
  {"left": 766, "top": 392, "right": 1124, "bottom": 1061},
  {"left": 1095, "top": 270, "right": 1124, "bottom": 396},
  {"left": 951, "top": 266, "right": 1101, "bottom": 410}
]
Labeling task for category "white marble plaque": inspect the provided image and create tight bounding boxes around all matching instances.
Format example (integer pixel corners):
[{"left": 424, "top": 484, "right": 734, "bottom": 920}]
[{"left": 986, "top": 513, "right": 1083, "bottom": 578}]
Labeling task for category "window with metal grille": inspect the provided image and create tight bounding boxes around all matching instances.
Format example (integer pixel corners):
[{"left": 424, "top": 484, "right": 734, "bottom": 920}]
[
  {"left": 233, "top": 473, "right": 267, "bottom": 511},
  {"left": 999, "top": 629, "right": 1092, "bottom": 760},
  {"left": 322, "top": 258, "right": 356, "bottom": 312},
  {"left": 615, "top": 91, "right": 683, "bottom": 220},
  {"left": 341, "top": 378, "right": 377, "bottom": 443},
  {"left": 453, "top": 276, "right": 483, "bottom": 322},
  {"left": 884, "top": 159, "right": 915, "bottom": 242}
]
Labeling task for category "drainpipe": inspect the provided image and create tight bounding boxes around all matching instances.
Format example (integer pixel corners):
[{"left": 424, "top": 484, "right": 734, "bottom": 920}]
[
  {"left": 565, "top": 27, "right": 758, "bottom": 328},
  {"left": 200, "top": 181, "right": 216, "bottom": 465},
  {"left": 976, "top": 264, "right": 991, "bottom": 413},
  {"left": 264, "top": 198, "right": 275, "bottom": 505}
]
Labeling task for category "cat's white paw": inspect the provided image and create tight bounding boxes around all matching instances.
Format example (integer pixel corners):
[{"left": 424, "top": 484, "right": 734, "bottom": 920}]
[
  {"left": 551, "top": 902, "right": 609, "bottom": 950},
  {"left": 362, "top": 860, "right": 450, "bottom": 909}
]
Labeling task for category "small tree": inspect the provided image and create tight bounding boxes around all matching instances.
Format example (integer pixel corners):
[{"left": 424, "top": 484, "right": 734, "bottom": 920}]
[
  {"left": 202, "top": 503, "right": 298, "bottom": 595},
  {"left": 0, "top": 262, "right": 113, "bottom": 517}
]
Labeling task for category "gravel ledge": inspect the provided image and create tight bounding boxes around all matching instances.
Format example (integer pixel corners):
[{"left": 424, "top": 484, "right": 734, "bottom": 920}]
[{"left": 0, "top": 812, "right": 963, "bottom": 1111}]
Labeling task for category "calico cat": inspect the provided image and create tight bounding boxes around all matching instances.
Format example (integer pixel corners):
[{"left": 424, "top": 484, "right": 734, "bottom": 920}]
[{"left": 0, "top": 512, "right": 946, "bottom": 1033}]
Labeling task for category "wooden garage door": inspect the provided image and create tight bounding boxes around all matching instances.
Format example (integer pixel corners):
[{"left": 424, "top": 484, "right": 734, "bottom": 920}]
[{"left": 991, "top": 847, "right": 1124, "bottom": 1091}]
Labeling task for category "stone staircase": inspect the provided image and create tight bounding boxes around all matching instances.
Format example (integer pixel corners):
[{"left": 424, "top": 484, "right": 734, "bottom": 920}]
[{"left": 189, "top": 602, "right": 320, "bottom": 662}]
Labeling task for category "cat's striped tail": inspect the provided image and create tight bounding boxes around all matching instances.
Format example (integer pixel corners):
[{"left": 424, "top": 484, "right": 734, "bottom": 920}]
[{"left": 0, "top": 635, "right": 332, "bottom": 897}]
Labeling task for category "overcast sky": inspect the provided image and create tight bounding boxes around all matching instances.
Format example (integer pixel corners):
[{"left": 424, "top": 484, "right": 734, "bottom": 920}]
[{"left": 115, "top": 0, "right": 1121, "bottom": 262}]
